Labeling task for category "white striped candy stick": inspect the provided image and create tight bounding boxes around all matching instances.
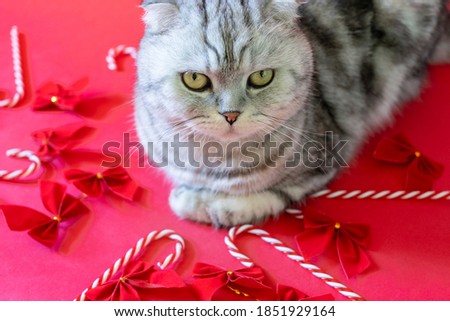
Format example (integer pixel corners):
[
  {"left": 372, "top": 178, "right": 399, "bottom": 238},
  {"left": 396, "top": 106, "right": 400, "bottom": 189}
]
[
  {"left": 285, "top": 208, "right": 304, "bottom": 219},
  {"left": 225, "top": 225, "right": 364, "bottom": 301},
  {"left": 75, "top": 229, "right": 185, "bottom": 301},
  {"left": 0, "top": 26, "right": 25, "bottom": 108},
  {"left": 0, "top": 149, "right": 42, "bottom": 182},
  {"left": 311, "top": 189, "right": 450, "bottom": 201},
  {"left": 106, "top": 45, "right": 137, "bottom": 71}
]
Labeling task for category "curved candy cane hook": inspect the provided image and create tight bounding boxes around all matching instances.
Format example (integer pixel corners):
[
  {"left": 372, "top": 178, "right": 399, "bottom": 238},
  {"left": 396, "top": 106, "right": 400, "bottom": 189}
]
[
  {"left": 0, "top": 148, "right": 42, "bottom": 182},
  {"left": 75, "top": 229, "right": 185, "bottom": 301},
  {"left": 106, "top": 45, "right": 137, "bottom": 71},
  {"left": 0, "top": 26, "right": 25, "bottom": 108},
  {"left": 225, "top": 225, "right": 364, "bottom": 301}
]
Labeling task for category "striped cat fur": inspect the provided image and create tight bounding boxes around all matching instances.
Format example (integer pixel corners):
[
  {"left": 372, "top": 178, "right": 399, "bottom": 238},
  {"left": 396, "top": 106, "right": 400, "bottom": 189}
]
[{"left": 135, "top": 0, "right": 450, "bottom": 226}]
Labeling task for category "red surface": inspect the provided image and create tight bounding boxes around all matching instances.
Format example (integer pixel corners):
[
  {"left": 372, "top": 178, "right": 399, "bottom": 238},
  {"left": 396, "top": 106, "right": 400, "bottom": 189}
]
[{"left": 1, "top": 0, "right": 450, "bottom": 301}]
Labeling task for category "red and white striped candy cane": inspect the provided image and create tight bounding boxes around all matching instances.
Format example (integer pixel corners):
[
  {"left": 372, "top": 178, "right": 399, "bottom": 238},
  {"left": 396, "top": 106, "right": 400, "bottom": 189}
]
[
  {"left": 0, "top": 26, "right": 25, "bottom": 108},
  {"left": 311, "top": 189, "right": 450, "bottom": 201},
  {"left": 0, "top": 148, "right": 42, "bottom": 182},
  {"left": 106, "top": 45, "right": 137, "bottom": 71},
  {"left": 285, "top": 208, "right": 304, "bottom": 219},
  {"left": 75, "top": 229, "right": 185, "bottom": 301},
  {"left": 225, "top": 225, "right": 364, "bottom": 301}
]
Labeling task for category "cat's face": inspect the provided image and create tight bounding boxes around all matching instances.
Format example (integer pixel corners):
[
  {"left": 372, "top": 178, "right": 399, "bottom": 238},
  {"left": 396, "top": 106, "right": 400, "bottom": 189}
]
[{"left": 136, "top": 1, "right": 313, "bottom": 142}]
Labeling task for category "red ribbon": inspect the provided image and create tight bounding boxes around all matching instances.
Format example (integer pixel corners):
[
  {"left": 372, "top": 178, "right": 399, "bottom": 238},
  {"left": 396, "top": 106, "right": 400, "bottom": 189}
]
[
  {"left": 191, "top": 262, "right": 277, "bottom": 301},
  {"left": 32, "top": 78, "right": 89, "bottom": 112},
  {"left": 32, "top": 123, "right": 96, "bottom": 159},
  {"left": 64, "top": 166, "right": 139, "bottom": 201},
  {"left": 0, "top": 180, "right": 89, "bottom": 247},
  {"left": 276, "top": 284, "right": 335, "bottom": 301},
  {"left": 85, "top": 261, "right": 196, "bottom": 301},
  {"left": 295, "top": 208, "right": 371, "bottom": 279},
  {"left": 374, "top": 134, "right": 444, "bottom": 190}
]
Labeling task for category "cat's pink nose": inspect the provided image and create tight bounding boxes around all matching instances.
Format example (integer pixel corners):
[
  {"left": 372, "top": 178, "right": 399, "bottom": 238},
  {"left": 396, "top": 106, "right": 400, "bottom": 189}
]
[{"left": 221, "top": 111, "right": 241, "bottom": 125}]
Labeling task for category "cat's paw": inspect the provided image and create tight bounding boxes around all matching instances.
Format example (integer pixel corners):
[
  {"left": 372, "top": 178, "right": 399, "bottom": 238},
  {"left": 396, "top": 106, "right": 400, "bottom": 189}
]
[
  {"left": 169, "top": 186, "right": 287, "bottom": 227},
  {"left": 206, "top": 192, "right": 287, "bottom": 227},
  {"left": 168, "top": 185, "right": 212, "bottom": 224}
]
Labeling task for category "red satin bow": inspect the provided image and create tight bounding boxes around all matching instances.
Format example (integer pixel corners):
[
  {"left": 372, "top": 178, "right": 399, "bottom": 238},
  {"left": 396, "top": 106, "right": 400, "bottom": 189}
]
[
  {"left": 373, "top": 134, "right": 444, "bottom": 190},
  {"left": 191, "top": 262, "right": 277, "bottom": 301},
  {"left": 85, "top": 261, "right": 195, "bottom": 301},
  {"left": 276, "top": 284, "right": 335, "bottom": 301},
  {"left": 295, "top": 208, "right": 371, "bottom": 279},
  {"left": 32, "top": 78, "right": 88, "bottom": 112},
  {"left": 64, "top": 166, "right": 139, "bottom": 201},
  {"left": 0, "top": 180, "right": 89, "bottom": 247},
  {"left": 32, "top": 123, "right": 96, "bottom": 159}
]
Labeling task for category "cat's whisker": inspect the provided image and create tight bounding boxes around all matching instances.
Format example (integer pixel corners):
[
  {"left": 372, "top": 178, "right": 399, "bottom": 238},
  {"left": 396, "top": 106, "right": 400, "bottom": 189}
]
[
  {"left": 256, "top": 120, "right": 308, "bottom": 150},
  {"left": 267, "top": 110, "right": 330, "bottom": 137},
  {"left": 258, "top": 112, "right": 338, "bottom": 155},
  {"left": 123, "top": 123, "right": 198, "bottom": 164},
  {"left": 259, "top": 121, "right": 332, "bottom": 166}
]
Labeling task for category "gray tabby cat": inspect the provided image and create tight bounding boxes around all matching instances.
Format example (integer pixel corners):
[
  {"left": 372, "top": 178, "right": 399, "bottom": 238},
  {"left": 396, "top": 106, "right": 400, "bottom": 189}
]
[{"left": 135, "top": 0, "right": 450, "bottom": 226}]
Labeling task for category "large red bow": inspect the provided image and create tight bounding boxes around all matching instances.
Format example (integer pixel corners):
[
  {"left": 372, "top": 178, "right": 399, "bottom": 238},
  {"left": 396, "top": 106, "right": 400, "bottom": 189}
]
[
  {"left": 32, "top": 123, "right": 96, "bottom": 160},
  {"left": 191, "top": 262, "right": 277, "bottom": 301},
  {"left": 295, "top": 209, "right": 371, "bottom": 279},
  {"left": 276, "top": 284, "right": 335, "bottom": 301},
  {"left": 64, "top": 166, "right": 139, "bottom": 201},
  {"left": 0, "top": 180, "right": 89, "bottom": 247},
  {"left": 85, "top": 261, "right": 195, "bottom": 301},
  {"left": 373, "top": 134, "right": 444, "bottom": 190},
  {"left": 32, "top": 78, "right": 88, "bottom": 112}
]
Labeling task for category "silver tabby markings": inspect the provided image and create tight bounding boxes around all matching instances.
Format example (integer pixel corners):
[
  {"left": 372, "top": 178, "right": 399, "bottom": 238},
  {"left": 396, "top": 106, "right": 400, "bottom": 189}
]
[{"left": 135, "top": 0, "right": 450, "bottom": 227}]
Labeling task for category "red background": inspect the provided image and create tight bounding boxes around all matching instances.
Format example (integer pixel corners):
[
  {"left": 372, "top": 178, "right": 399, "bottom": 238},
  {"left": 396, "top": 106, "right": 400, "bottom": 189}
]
[{"left": 1, "top": 0, "right": 450, "bottom": 301}]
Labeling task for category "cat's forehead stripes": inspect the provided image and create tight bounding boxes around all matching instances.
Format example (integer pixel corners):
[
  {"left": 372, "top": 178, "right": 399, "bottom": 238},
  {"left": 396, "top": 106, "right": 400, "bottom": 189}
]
[{"left": 196, "top": 0, "right": 258, "bottom": 73}]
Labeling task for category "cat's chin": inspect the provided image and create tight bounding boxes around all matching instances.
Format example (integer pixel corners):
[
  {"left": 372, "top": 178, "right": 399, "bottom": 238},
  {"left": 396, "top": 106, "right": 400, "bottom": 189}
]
[{"left": 203, "top": 127, "right": 263, "bottom": 143}]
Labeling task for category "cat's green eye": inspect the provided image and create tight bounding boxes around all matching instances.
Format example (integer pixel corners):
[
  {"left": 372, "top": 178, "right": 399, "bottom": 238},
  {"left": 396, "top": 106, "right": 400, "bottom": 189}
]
[
  {"left": 181, "top": 72, "right": 211, "bottom": 92},
  {"left": 248, "top": 69, "right": 275, "bottom": 89}
]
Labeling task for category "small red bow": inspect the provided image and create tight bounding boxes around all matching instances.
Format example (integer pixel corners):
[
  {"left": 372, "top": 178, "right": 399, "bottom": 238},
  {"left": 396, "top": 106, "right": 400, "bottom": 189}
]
[
  {"left": 64, "top": 166, "right": 139, "bottom": 201},
  {"left": 373, "top": 134, "right": 444, "bottom": 190},
  {"left": 32, "top": 123, "right": 96, "bottom": 160},
  {"left": 276, "top": 284, "right": 335, "bottom": 301},
  {"left": 191, "top": 262, "right": 277, "bottom": 301},
  {"left": 0, "top": 180, "right": 89, "bottom": 247},
  {"left": 32, "top": 78, "right": 88, "bottom": 112},
  {"left": 295, "top": 208, "right": 371, "bottom": 279},
  {"left": 85, "top": 260, "right": 195, "bottom": 301}
]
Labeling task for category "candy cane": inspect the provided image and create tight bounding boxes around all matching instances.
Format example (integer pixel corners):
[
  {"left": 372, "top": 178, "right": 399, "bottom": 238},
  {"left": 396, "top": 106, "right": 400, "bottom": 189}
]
[
  {"left": 285, "top": 208, "right": 304, "bottom": 219},
  {"left": 311, "top": 189, "right": 450, "bottom": 200},
  {"left": 0, "top": 26, "right": 25, "bottom": 108},
  {"left": 76, "top": 229, "right": 185, "bottom": 301},
  {"left": 225, "top": 225, "right": 364, "bottom": 301},
  {"left": 0, "top": 148, "right": 42, "bottom": 182},
  {"left": 106, "top": 45, "right": 137, "bottom": 71}
]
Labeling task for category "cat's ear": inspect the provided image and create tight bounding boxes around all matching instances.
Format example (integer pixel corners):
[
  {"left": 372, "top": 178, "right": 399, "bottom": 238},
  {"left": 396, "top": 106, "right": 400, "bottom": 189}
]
[{"left": 141, "top": 0, "right": 180, "bottom": 33}]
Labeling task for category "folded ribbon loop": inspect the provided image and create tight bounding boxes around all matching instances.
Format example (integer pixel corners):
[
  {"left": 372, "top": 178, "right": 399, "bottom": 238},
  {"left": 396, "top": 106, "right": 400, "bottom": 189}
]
[
  {"left": 32, "top": 78, "right": 89, "bottom": 112},
  {"left": 32, "top": 123, "right": 96, "bottom": 159},
  {"left": 191, "top": 262, "right": 276, "bottom": 301},
  {"left": 374, "top": 134, "right": 444, "bottom": 190},
  {"left": 0, "top": 180, "right": 88, "bottom": 247},
  {"left": 295, "top": 208, "right": 371, "bottom": 279},
  {"left": 65, "top": 166, "right": 139, "bottom": 201}
]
